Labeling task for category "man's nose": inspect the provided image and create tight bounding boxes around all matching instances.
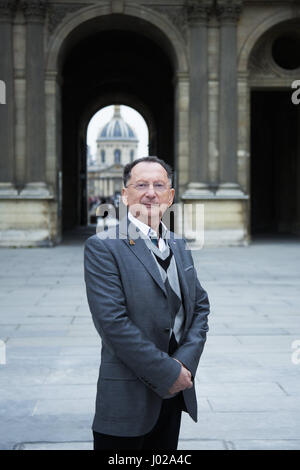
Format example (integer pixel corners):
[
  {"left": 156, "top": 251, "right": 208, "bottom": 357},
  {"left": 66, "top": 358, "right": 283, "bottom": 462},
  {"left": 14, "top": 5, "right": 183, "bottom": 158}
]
[{"left": 145, "top": 185, "right": 156, "bottom": 196}]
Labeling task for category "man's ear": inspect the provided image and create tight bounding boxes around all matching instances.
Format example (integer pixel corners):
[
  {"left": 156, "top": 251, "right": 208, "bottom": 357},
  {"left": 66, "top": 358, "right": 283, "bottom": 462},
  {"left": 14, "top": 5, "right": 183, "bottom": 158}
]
[
  {"left": 168, "top": 188, "right": 175, "bottom": 207},
  {"left": 121, "top": 187, "right": 128, "bottom": 206}
]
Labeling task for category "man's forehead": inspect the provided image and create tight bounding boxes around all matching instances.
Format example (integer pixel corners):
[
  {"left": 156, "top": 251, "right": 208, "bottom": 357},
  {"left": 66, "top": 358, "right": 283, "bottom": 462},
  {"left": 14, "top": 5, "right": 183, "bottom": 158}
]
[{"left": 131, "top": 162, "right": 168, "bottom": 179}]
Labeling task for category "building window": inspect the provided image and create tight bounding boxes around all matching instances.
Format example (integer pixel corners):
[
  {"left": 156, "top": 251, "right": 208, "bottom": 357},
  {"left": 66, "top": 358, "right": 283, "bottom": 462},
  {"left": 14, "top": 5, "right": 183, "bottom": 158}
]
[
  {"left": 272, "top": 34, "right": 300, "bottom": 70},
  {"left": 114, "top": 149, "right": 121, "bottom": 163},
  {"left": 130, "top": 150, "right": 134, "bottom": 162},
  {"left": 101, "top": 150, "right": 105, "bottom": 163}
]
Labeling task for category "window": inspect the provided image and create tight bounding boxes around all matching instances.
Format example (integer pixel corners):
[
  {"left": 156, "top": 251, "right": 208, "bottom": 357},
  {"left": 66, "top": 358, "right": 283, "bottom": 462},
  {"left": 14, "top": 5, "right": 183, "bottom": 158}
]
[
  {"left": 272, "top": 34, "right": 300, "bottom": 70},
  {"left": 130, "top": 150, "right": 134, "bottom": 162},
  {"left": 114, "top": 149, "right": 121, "bottom": 163},
  {"left": 101, "top": 149, "right": 105, "bottom": 163}
]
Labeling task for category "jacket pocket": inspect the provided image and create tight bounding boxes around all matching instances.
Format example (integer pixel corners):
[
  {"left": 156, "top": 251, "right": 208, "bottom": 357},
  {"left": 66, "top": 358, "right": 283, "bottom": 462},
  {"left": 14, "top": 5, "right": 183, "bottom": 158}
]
[{"left": 100, "top": 361, "right": 138, "bottom": 381}]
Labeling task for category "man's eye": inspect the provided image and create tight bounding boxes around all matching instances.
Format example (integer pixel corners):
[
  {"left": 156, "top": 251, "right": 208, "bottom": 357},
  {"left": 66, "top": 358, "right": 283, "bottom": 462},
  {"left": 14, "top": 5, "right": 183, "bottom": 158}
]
[
  {"left": 154, "top": 184, "right": 164, "bottom": 188},
  {"left": 137, "top": 183, "right": 147, "bottom": 188}
]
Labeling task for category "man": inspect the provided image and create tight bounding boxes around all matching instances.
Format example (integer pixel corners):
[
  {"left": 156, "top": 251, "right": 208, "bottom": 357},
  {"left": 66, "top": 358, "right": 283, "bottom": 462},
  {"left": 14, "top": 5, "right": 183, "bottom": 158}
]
[{"left": 84, "top": 156, "right": 210, "bottom": 450}]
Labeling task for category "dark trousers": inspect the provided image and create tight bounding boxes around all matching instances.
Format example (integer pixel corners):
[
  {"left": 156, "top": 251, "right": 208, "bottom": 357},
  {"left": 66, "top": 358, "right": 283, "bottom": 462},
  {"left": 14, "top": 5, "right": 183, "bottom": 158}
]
[
  {"left": 93, "top": 333, "right": 183, "bottom": 450},
  {"left": 93, "top": 392, "right": 183, "bottom": 450}
]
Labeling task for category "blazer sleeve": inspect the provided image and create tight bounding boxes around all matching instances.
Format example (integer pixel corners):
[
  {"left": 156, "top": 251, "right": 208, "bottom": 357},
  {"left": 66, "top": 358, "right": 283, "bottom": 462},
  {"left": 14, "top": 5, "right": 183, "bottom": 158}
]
[
  {"left": 172, "top": 266, "right": 210, "bottom": 380},
  {"left": 84, "top": 235, "right": 181, "bottom": 398}
]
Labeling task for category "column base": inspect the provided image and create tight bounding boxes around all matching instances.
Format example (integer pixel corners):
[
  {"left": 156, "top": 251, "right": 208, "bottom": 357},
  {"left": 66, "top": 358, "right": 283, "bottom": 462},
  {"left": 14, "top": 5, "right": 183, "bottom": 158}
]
[
  {"left": 179, "top": 195, "right": 249, "bottom": 247},
  {"left": 0, "top": 198, "right": 59, "bottom": 247},
  {"left": 215, "top": 182, "right": 245, "bottom": 198},
  {"left": 182, "top": 182, "right": 213, "bottom": 198},
  {"left": 0, "top": 183, "right": 18, "bottom": 196},
  {"left": 20, "top": 182, "right": 53, "bottom": 198}
]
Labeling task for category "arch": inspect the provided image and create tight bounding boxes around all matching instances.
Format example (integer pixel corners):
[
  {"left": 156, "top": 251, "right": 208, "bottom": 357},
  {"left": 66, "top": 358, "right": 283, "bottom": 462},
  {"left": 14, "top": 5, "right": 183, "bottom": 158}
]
[
  {"left": 46, "top": 3, "right": 188, "bottom": 74},
  {"left": 79, "top": 93, "right": 155, "bottom": 158},
  {"left": 238, "top": 9, "right": 298, "bottom": 73}
]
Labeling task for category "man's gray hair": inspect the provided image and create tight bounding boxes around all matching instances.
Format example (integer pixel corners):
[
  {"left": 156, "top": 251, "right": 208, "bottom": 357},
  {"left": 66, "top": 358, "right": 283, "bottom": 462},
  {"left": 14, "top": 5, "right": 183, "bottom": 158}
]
[{"left": 123, "top": 156, "right": 173, "bottom": 187}]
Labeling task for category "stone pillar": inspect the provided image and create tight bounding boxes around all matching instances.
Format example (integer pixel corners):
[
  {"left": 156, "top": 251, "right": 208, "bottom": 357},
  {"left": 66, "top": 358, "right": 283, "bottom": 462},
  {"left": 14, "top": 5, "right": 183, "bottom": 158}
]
[
  {"left": 174, "top": 72, "right": 189, "bottom": 199},
  {"left": 21, "top": 0, "right": 49, "bottom": 196},
  {"left": 0, "top": 1, "right": 17, "bottom": 195},
  {"left": 216, "top": 0, "right": 244, "bottom": 196},
  {"left": 184, "top": 0, "right": 213, "bottom": 197}
]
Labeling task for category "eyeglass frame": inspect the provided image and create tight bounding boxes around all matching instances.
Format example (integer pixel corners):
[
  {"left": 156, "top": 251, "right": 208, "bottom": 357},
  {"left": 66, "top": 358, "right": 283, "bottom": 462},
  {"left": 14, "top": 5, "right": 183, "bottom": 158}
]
[{"left": 125, "top": 181, "right": 172, "bottom": 192}]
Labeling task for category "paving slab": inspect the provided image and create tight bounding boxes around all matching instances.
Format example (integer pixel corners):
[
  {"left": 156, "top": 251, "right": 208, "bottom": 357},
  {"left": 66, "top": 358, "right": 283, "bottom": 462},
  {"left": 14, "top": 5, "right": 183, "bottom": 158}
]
[
  {"left": 227, "top": 440, "right": 300, "bottom": 450},
  {"left": 0, "top": 237, "right": 300, "bottom": 450}
]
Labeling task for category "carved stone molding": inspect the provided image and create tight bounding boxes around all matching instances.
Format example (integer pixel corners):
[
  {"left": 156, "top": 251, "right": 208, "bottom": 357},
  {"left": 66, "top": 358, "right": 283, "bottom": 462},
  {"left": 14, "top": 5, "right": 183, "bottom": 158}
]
[
  {"left": 186, "top": 0, "right": 214, "bottom": 25},
  {"left": 0, "top": 0, "right": 18, "bottom": 22},
  {"left": 216, "top": 0, "right": 243, "bottom": 23},
  {"left": 47, "top": 3, "right": 91, "bottom": 35},
  {"left": 249, "top": 28, "right": 300, "bottom": 79},
  {"left": 22, "top": 0, "right": 48, "bottom": 23},
  {"left": 248, "top": 35, "right": 273, "bottom": 77},
  {"left": 147, "top": 4, "right": 188, "bottom": 41}
]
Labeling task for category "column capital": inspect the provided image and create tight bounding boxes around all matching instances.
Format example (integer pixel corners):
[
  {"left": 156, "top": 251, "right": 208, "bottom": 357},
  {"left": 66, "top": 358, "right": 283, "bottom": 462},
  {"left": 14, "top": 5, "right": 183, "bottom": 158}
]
[
  {"left": 216, "top": 0, "right": 243, "bottom": 24},
  {"left": 22, "top": 0, "right": 48, "bottom": 23},
  {"left": 0, "top": 0, "right": 18, "bottom": 22},
  {"left": 186, "top": 0, "right": 214, "bottom": 25}
]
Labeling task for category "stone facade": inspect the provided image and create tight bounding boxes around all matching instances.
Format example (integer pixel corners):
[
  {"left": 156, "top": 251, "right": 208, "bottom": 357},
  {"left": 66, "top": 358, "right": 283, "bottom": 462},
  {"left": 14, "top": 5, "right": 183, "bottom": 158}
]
[{"left": 0, "top": 0, "right": 300, "bottom": 246}]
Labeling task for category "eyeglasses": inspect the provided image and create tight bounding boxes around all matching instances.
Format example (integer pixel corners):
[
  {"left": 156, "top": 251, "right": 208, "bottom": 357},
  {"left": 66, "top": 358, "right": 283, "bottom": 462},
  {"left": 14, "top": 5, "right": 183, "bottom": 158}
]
[{"left": 126, "top": 182, "right": 170, "bottom": 192}]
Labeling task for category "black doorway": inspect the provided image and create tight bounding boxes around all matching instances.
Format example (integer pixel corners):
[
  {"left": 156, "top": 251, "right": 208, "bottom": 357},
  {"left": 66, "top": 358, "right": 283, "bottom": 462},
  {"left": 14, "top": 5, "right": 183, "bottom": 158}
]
[{"left": 250, "top": 90, "right": 300, "bottom": 237}]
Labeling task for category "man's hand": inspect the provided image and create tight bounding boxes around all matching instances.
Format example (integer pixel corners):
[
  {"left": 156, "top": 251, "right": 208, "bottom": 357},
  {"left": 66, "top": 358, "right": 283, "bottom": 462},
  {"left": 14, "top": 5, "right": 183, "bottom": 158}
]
[{"left": 168, "top": 359, "right": 193, "bottom": 395}]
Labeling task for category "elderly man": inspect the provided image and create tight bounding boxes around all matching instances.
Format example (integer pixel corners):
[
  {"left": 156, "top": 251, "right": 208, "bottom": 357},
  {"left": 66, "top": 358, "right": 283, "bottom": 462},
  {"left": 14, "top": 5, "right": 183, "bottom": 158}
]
[{"left": 84, "top": 156, "right": 210, "bottom": 450}]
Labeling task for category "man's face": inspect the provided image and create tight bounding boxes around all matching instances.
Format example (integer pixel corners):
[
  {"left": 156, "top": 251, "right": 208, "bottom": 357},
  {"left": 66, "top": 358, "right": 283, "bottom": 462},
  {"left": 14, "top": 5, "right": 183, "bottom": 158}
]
[{"left": 122, "top": 162, "right": 175, "bottom": 227}]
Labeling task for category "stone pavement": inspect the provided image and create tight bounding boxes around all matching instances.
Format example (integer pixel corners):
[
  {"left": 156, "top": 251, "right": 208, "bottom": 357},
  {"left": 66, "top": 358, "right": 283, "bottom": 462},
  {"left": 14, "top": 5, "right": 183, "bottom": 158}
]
[{"left": 0, "top": 230, "right": 300, "bottom": 450}]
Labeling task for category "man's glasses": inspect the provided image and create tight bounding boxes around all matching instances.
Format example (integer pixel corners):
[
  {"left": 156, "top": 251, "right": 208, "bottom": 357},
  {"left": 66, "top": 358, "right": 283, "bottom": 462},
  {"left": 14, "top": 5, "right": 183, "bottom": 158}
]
[{"left": 126, "top": 182, "right": 170, "bottom": 192}]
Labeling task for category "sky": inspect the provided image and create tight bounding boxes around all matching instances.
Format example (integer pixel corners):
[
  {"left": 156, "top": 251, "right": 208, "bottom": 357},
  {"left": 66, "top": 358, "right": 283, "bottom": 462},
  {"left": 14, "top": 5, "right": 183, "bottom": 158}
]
[{"left": 86, "top": 105, "right": 149, "bottom": 159}]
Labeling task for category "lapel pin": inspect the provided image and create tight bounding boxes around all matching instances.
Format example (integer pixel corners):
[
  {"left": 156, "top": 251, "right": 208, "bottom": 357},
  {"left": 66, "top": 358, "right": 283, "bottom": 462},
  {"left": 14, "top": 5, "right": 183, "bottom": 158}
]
[{"left": 129, "top": 239, "right": 135, "bottom": 245}]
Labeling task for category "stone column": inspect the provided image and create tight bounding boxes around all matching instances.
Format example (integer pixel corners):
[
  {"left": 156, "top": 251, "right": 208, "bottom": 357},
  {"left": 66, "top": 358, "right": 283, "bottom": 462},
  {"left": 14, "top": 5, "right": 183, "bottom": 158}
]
[
  {"left": 184, "top": 0, "right": 213, "bottom": 197},
  {"left": 21, "top": 0, "right": 49, "bottom": 196},
  {"left": 0, "top": 1, "right": 17, "bottom": 194},
  {"left": 216, "top": 0, "right": 244, "bottom": 196},
  {"left": 174, "top": 72, "right": 189, "bottom": 199}
]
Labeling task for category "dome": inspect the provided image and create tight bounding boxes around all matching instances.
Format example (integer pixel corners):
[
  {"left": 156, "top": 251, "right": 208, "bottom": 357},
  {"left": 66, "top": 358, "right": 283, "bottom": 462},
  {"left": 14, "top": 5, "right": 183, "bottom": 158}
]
[{"left": 97, "top": 105, "right": 138, "bottom": 141}]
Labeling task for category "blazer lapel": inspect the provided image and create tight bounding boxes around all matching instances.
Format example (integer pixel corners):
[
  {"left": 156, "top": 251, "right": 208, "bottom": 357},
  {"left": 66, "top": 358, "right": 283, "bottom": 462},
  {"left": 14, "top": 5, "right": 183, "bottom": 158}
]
[
  {"left": 119, "top": 216, "right": 167, "bottom": 296},
  {"left": 166, "top": 231, "right": 191, "bottom": 319}
]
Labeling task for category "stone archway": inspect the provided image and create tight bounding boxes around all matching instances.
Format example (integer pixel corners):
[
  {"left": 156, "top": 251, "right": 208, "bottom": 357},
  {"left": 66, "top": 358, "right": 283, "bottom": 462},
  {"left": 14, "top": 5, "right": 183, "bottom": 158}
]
[{"left": 44, "top": 5, "right": 189, "bottom": 235}]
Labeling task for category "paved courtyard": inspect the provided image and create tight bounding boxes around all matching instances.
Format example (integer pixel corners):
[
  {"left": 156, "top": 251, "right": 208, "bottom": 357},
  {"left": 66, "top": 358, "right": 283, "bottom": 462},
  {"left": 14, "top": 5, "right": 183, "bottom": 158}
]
[{"left": 0, "top": 231, "right": 300, "bottom": 450}]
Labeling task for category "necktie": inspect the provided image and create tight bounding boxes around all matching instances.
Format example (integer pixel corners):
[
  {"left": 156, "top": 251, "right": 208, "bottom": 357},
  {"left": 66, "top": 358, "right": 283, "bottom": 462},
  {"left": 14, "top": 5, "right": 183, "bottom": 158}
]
[{"left": 150, "top": 236, "right": 159, "bottom": 247}]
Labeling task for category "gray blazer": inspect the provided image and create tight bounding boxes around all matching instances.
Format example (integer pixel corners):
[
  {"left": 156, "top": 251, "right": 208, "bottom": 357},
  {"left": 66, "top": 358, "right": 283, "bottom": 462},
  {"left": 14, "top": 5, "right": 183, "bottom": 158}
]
[{"left": 84, "top": 218, "right": 210, "bottom": 437}]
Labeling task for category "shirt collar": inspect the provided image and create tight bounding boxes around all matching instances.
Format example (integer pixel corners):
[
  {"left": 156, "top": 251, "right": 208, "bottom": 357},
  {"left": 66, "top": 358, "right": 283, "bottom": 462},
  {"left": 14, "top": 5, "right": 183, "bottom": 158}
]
[{"left": 128, "top": 211, "right": 167, "bottom": 240}]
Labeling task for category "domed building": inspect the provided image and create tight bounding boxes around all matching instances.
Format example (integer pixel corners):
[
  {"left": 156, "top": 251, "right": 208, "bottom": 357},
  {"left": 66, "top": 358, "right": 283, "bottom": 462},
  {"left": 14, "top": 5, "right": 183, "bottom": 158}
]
[
  {"left": 96, "top": 105, "right": 138, "bottom": 168},
  {"left": 88, "top": 105, "right": 139, "bottom": 210}
]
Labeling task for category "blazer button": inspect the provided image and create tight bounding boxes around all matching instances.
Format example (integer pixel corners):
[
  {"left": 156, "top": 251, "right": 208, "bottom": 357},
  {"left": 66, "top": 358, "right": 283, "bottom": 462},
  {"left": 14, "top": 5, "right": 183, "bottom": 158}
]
[{"left": 164, "top": 328, "right": 171, "bottom": 333}]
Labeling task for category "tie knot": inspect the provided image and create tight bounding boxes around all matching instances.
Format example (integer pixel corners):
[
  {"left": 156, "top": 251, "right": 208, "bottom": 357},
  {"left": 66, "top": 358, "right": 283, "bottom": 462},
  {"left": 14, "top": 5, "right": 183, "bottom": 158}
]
[{"left": 150, "top": 236, "right": 159, "bottom": 247}]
